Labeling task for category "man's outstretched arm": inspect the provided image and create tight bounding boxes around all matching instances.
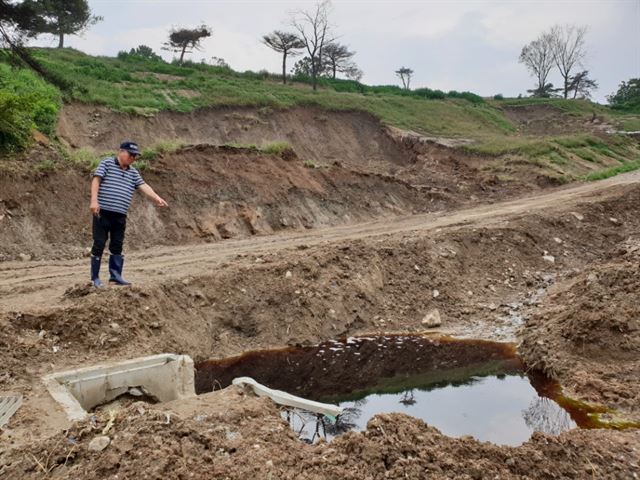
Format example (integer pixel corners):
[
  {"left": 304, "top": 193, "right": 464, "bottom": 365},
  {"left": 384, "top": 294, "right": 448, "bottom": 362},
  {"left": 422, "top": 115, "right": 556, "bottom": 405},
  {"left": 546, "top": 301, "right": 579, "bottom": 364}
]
[
  {"left": 90, "top": 176, "right": 102, "bottom": 216},
  {"left": 139, "top": 183, "right": 168, "bottom": 207}
]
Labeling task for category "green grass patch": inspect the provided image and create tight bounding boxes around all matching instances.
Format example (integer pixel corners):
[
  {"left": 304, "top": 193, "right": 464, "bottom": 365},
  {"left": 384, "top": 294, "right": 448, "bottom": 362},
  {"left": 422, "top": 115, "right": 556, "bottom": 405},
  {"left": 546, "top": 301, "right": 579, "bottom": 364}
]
[
  {"left": 140, "top": 139, "right": 186, "bottom": 160},
  {"left": 64, "top": 147, "right": 106, "bottom": 171},
  {"left": 23, "top": 48, "right": 516, "bottom": 138},
  {"left": 258, "top": 141, "right": 292, "bottom": 155},
  {"left": 586, "top": 159, "right": 640, "bottom": 181},
  {"left": 34, "top": 158, "right": 56, "bottom": 172},
  {"left": 574, "top": 148, "right": 599, "bottom": 163},
  {"left": 617, "top": 116, "right": 640, "bottom": 132}
]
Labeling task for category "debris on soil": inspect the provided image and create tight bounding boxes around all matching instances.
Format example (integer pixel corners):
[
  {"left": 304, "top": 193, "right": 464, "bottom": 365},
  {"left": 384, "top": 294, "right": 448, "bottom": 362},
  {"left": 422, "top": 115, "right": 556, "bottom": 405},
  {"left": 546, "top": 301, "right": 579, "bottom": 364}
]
[
  {"left": 1, "top": 388, "right": 638, "bottom": 479},
  {"left": 520, "top": 257, "right": 640, "bottom": 422}
]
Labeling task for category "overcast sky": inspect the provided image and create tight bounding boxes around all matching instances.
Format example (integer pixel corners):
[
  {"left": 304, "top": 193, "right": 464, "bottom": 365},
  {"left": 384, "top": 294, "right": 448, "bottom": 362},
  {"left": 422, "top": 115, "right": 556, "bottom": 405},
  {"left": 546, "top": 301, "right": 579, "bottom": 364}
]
[{"left": 32, "top": 0, "right": 640, "bottom": 103}]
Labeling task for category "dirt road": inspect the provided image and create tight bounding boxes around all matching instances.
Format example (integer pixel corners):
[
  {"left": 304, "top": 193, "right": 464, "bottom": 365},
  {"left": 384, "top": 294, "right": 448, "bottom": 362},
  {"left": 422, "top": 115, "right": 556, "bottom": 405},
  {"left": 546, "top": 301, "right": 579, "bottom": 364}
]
[{"left": 1, "top": 170, "right": 638, "bottom": 314}]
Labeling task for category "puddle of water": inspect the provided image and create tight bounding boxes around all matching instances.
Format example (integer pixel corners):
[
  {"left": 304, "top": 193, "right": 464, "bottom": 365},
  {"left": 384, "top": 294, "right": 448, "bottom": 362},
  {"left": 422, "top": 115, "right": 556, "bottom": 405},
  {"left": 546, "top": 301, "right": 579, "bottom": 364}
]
[{"left": 195, "top": 335, "right": 621, "bottom": 445}]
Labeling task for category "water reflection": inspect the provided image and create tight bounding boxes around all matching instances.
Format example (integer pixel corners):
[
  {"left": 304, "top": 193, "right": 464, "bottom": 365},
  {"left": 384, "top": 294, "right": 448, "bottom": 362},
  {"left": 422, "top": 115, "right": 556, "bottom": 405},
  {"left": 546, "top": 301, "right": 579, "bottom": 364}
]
[
  {"left": 523, "top": 397, "right": 575, "bottom": 435},
  {"left": 195, "top": 335, "right": 584, "bottom": 446},
  {"left": 286, "top": 374, "right": 576, "bottom": 446}
]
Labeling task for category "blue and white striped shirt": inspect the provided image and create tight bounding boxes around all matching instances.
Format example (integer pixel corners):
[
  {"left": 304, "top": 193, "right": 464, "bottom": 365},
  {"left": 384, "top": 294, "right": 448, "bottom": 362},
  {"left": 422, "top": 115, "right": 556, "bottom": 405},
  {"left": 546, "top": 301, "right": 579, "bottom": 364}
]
[{"left": 94, "top": 157, "right": 145, "bottom": 215}]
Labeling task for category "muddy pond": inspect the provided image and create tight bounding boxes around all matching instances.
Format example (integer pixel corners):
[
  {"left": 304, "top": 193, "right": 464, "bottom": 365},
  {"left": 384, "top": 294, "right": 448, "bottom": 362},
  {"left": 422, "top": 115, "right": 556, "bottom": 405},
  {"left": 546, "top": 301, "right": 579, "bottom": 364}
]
[{"left": 195, "top": 335, "right": 595, "bottom": 446}]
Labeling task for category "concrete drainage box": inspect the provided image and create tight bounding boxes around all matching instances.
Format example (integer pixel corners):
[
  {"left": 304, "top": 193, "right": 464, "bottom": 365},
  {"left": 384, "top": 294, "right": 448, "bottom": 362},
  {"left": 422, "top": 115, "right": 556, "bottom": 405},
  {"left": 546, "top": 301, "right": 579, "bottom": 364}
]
[{"left": 43, "top": 354, "right": 195, "bottom": 421}]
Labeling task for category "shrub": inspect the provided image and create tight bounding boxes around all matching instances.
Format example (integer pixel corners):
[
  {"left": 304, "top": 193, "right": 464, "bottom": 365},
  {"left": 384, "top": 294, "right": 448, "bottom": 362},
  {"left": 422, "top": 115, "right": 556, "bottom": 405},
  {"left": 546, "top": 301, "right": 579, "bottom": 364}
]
[
  {"left": 0, "top": 63, "right": 61, "bottom": 152},
  {"left": 0, "top": 90, "right": 36, "bottom": 152}
]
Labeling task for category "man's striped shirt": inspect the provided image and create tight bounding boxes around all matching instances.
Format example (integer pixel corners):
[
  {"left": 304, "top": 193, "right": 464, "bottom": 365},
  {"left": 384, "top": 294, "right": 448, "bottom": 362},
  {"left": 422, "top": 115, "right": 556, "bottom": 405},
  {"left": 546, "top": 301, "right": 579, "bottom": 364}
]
[{"left": 94, "top": 157, "right": 145, "bottom": 215}]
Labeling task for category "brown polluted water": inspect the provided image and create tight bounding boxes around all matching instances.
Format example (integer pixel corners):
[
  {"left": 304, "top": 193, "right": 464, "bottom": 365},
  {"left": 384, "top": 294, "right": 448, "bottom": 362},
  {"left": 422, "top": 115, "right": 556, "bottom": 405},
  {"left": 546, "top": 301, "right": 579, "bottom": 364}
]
[{"left": 195, "top": 335, "right": 629, "bottom": 445}]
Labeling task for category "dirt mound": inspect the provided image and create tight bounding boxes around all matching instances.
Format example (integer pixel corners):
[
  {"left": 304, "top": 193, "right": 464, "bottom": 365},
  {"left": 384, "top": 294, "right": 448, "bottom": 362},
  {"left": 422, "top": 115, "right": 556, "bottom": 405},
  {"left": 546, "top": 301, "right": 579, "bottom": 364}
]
[
  {"left": 57, "top": 104, "right": 412, "bottom": 174},
  {"left": 2, "top": 388, "right": 638, "bottom": 479},
  {"left": 501, "top": 103, "right": 611, "bottom": 136},
  {"left": 520, "top": 259, "right": 640, "bottom": 419},
  {"left": 0, "top": 144, "right": 446, "bottom": 261}
]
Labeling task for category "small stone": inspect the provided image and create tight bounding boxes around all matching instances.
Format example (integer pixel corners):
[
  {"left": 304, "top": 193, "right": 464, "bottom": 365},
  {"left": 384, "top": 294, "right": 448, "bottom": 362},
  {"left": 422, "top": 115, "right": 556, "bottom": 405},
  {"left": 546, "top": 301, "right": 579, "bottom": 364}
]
[
  {"left": 128, "top": 387, "right": 143, "bottom": 397},
  {"left": 285, "top": 271, "right": 292, "bottom": 279},
  {"left": 149, "top": 322, "right": 161, "bottom": 329},
  {"left": 38, "top": 330, "right": 46, "bottom": 339},
  {"left": 569, "top": 212, "right": 584, "bottom": 221},
  {"left": 542, "top": 255, "right": 555, "bottom": 263},
  {"left": 88, "top": 436, "right": 110, "bottom": 452},
  {"left": 609, "top": 217, "right": 619, "bottom": 224},
  {"left": 432, "top": 289, "right": 440, "bottom": 299},
  {"left": 421, "top": 309, "right": 442, "bottom": 328},
  {"left": 414, "top": 265, "right": 420, "bottom": 271},
  {"left": 505, "top": 458, "right": 516, "bottom": 467},
  {"left": 553, "top": 237, "right": 562, "bottom": 244},
  {"left": 18, "top": 253, "right": 32, "bottom": 262},
  {"left": 109, "top": 323, "right": 120, "bottom": 330},
  {"left": 266, "top": 460, "right": 274, "bottom": 467}
]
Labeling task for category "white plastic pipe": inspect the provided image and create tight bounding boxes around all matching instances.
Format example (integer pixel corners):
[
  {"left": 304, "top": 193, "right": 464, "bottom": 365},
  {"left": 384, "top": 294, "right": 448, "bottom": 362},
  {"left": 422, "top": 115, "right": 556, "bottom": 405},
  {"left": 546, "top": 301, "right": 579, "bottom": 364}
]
[{"left": 232, "top": 376, "right": 343, "bottom": 417}]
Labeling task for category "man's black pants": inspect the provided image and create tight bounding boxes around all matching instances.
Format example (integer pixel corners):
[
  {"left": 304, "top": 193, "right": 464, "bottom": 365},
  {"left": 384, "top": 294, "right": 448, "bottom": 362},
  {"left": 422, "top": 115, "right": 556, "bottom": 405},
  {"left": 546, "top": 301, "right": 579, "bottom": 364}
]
[{"left": 91, "top": 209, "right": 127, "bottom": 257}]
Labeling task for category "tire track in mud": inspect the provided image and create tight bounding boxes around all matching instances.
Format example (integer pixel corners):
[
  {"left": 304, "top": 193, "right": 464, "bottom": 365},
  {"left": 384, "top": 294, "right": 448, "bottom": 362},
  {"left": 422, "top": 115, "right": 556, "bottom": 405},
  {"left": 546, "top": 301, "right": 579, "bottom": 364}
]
[{"left": 1, "top": 171, "right": 639, "bottom": 313}]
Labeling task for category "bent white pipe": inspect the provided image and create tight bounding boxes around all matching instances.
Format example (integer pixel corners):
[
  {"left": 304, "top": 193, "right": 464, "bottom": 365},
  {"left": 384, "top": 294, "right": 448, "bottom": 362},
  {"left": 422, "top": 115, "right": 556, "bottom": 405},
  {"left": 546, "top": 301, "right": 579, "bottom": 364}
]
[{"left": 232, "top": 376, "right": 343, "bottom": 418}]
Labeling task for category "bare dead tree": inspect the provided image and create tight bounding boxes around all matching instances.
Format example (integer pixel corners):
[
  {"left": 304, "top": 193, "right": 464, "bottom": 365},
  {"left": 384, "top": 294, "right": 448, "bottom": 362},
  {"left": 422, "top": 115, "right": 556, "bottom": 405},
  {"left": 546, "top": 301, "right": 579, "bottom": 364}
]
[
  {"left": 519, "top": 32, "right": 555, "bottom": 96},
  {"left": 262, "top": 30, "right": 305, "bottom": 84},
  {"left": 291, "top": 0, "right": 335, "bottom": 91},
  {"left": 549, "top": 24, "right": 588, "bottom": 99},
  {"left": 395, "top": 67, "right": 414, "bottom": 90}
]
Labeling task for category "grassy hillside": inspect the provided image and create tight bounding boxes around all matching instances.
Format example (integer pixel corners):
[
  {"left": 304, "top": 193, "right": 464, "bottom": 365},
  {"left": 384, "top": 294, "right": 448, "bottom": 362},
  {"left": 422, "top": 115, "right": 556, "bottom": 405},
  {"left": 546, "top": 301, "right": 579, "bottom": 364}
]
[{"left": 1, "top": 47, "right": 639, "bottom": 180}]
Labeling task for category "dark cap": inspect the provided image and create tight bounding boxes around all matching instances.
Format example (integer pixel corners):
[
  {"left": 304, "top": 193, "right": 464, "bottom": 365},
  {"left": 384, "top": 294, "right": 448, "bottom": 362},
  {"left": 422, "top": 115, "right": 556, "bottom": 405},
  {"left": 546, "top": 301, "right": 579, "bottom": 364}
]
[{"left": 119, "top": 141, "right": 141, "bottom": 156}]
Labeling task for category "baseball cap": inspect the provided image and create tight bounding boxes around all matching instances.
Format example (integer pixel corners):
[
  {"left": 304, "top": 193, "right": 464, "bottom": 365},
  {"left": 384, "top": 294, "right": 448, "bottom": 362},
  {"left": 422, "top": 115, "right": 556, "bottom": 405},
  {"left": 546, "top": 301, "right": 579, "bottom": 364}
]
[{"left": 119, "top": 141, "right": 141, "bottom": 156}]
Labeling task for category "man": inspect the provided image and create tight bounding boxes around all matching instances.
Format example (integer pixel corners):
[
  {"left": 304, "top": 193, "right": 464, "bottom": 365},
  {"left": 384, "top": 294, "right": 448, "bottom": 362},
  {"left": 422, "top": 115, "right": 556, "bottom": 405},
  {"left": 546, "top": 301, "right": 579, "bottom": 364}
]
[{"left": 89, "top": 141, "right": 168, "bottom": 287}]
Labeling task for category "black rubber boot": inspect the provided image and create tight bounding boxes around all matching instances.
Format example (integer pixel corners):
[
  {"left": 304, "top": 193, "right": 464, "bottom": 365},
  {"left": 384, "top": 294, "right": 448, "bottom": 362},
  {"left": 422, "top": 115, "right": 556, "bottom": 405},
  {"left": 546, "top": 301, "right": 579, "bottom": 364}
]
[
  {"left": 91, "top": 255, "right": 104, "bottom": 288},
  {"left": 108, "top": 254, "right": 131, "bottom": 286}
]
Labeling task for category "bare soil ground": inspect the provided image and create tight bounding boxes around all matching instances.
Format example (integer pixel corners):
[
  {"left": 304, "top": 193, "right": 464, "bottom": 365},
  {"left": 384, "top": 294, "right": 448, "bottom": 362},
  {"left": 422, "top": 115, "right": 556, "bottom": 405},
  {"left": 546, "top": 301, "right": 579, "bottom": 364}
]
[
  {"left": 501, "top": 104, "right": 612, "bottom": 136},
  {"left": 2, "top": 389, "right": 638, "bottom": 480},
  {"left": 1, "top": 105, "right": 640, "bottom": 478},
  {"left": 2, "top": 107, "right": 535, "bottom": 262},
  {"left": 2, "top": 171, "right": 640, "bottom": 478},
  {"left": 521, "top": 257, "right": 640, "bottom": 422}
]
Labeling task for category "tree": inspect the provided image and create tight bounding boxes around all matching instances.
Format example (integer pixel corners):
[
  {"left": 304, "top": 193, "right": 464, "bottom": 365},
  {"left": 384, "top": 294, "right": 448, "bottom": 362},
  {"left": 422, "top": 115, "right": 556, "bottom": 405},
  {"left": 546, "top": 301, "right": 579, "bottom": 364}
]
[
  {"left": 0, "top": 0, "right": 45, "bottom": 37},
  {"left": 292, "top": 56, "right": 313, "bottom": 77},
  {"left": 292, "top": 0, "right": 335, "bottom": 91},
  {"left": 526, "top": 82, "right": 561, "bottom": 98},
  {"left": 519, "top": 33, "right": 554, "bottom": 95},
  {"left": 343, "top": 64, "right": 363, "bottom": 82},
  {"left": 25, "top": 0, "right": 102, "bottom": 48},
  {"left": 395, "top": 67, "right": 413, "bottom": 90},
  {"left": 163, "top": 24, "right": 211, "bottom": 65},
  {"left": 262, "top": 30, "right": 305, "bottom": 84},
  {"left": 549, "top": 24, "right": 588, "bottom": 99},
  {"left": 607, "top": 78, "right": 640, "bottom": 111},
  {"left": 567, "top": 70, "right": 597, "bottom": 99},
  {"left": 0, "top": 0, "right": 72, "bottom": 91},
  {"left": 322, "top": 42, "right": 355, "bottom": 80},
  {"left": 118, "top": 45, "right": 162, "bottom": 61}
]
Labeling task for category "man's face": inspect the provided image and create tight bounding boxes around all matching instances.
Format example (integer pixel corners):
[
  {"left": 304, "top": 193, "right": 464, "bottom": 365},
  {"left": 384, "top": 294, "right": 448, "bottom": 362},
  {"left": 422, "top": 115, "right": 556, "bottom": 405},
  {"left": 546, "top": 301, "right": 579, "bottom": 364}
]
[{"left": 117, "top": 149, "right": 138, "bottom": 166}]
